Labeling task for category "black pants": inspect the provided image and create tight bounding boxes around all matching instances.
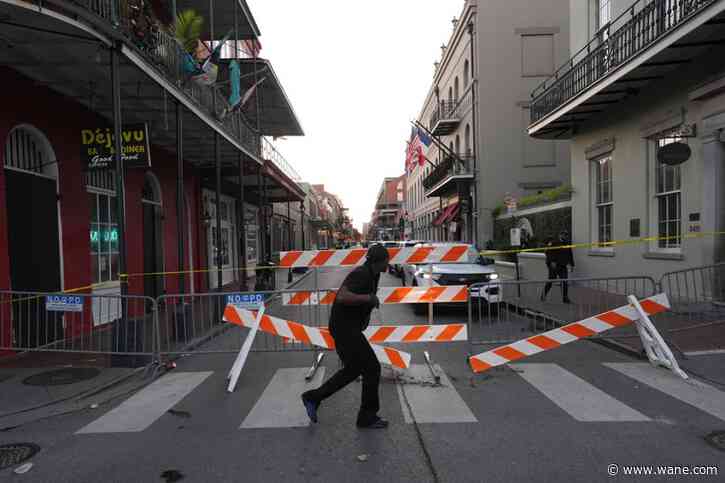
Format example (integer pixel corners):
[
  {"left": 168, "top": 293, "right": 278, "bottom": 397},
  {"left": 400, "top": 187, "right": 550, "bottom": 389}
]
[
  {"left": 543, "top": 264, "right": 569, "bottom": 300},
  {"left": 303, "top": 330, "right": 381, "bottom": 425}
]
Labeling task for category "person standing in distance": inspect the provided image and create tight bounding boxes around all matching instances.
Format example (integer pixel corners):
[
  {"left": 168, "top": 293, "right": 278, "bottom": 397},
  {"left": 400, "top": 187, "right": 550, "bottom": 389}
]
[
  {"left": 301, "top": 244, "right": 390, "bottom": 429},
  {"left": 541, "top": 230, "right": 575, "bottom": 304}
]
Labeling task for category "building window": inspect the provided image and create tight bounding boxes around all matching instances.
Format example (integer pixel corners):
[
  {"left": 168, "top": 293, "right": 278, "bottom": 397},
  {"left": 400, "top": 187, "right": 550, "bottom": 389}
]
[
  {"left": 597, "top": 0, "right": 611, "bottom": 30},
  {"left": 463, "top": 60, "right": 470, "bottom": 88},
  {"left": 652, "top": 137, "right": 682, "bottom": 249},
  {"left": 593, "top": 156, "right": 613, "bottom": 246},
  {"left": 89, "top": 192, "right": 119, "bottom": 284},
  {"left": 454, "top": 77, "right": 460, "bottom": 104}
]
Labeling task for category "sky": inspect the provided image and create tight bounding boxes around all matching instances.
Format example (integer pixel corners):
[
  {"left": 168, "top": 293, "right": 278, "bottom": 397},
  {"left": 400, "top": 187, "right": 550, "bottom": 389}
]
[{"left": 247, "top": 0, "right": 464, "bottom": 231}]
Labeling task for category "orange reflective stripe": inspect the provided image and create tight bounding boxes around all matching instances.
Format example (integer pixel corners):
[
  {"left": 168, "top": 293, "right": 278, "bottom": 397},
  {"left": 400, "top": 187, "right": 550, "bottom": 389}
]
[
  {"left": 494, "top": 345, "right": 527, "bottom": 362},
  {"left": 340, "top": 249, "right": 366, "bottom": 265},
  {"left": 384, "top": 287, "right": 412, "bottom": 303},
  {"left": 260, "top": 315, "right": 277, "bottom": 336},
  {"left": 402, "top": 325, "right": 429, "bottom": 342},
  {"left": 279, "top": 251, "right": 303, "bottom": 267},
  {"left": 320, "top": 330, "right": 335, "bottom": 349},
  {"left": 639, "top": 299, "right": 667, "bottom": 315},
  {"left": 288, "top": 321, "right": 311, "bottom": 344},
  {"left": 597, "top": 311, "right": 632, "bottom": 327},
  {"left": 562, "top": 323, "right": 596, "bottom": 338},
  {"left": 436, "top": 324, "right": 463, "bottom": 341},
  {"left": 419, "top": 286, "right": 446, "bottom": 303},
  {"left": 224, "top": 306, "right": 242, "bottom": 326},
  {"left": 452, "top": 286, "right": 468, "bottom": 302},
  {"left": 386, "top": 247, "right": 402, "bottom": 260},
  {"left": 384, "top": 347, "right": 405, "bottom": 369},
  {"left": 309, "top": 251, "right": 335, "bottom": 267},
  {"left": 469, "top": 357, "right": 491, "bottom": 372},
  {"left": 369, "top": 326, "right": 396, "bottom": 343},
  {"left": 407, "top": 247, "right": 433, "bottom": 264},
  {"left": 320, "top": 291, "right": 337, "bottom": 304},
  {"left": 289, "top": 292, "right": 312, "bottom": 305},
  {"left": 527, "top": 334, "right": 560, "bottom": 350},
  {"left": 441, "top": 245, "right": 468, "bottom": 262}
]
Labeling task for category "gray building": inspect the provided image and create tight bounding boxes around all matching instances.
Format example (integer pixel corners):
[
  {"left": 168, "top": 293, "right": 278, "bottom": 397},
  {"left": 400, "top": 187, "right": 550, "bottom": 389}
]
[
  {"left": 528, "top": 0, "right": 725, "bottom": 279},
  {"left": 410, "top": 0, "right": 571, "bottom": 246}
]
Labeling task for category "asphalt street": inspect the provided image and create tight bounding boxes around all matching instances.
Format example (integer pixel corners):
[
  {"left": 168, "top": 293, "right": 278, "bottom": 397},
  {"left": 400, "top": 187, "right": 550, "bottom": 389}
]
[{"left": 1, "top": 267, "right": 723, "bottom": 483}]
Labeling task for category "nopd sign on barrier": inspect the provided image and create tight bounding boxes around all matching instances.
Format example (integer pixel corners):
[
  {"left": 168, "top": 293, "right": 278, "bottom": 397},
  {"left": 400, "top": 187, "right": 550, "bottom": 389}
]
[
  {"left": 226, "top": 293, "right": 264, "bottom": 309},
  {"left": 45, "top": 295, "right": 84, "bottom": 312}
]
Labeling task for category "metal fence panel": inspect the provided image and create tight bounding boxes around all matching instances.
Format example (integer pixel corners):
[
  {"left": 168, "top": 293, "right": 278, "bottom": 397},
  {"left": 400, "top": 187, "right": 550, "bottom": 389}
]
[
  {"left": 468, "top": 277, "right": 658, "bottom": 352},
  {"left": 0, "top": 291, "right": 157, "bottom": 358}
]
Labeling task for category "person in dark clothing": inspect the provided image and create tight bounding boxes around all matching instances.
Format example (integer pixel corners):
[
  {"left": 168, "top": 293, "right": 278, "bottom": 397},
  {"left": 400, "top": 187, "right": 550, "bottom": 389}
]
[
  {"left": 301, "top": 244, "right": 390, "bottom": 429},
  {"left": 541, "top": 230, "right": 575, "bottom": 303}
]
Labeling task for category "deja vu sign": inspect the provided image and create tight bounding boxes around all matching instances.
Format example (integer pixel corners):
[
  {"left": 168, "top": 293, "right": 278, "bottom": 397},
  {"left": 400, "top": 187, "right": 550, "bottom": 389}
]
[{"left": 81, "top": 123, "right": 151, "bottom": 170}]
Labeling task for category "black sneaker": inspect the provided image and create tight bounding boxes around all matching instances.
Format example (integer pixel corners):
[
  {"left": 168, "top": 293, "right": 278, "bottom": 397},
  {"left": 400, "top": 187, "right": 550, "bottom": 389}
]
[
  {"left": 301, "top": 395, "right": 319, "bottom": 423},
  {"left": 357, "top": 417, "right": 389, "bottom": 429}
]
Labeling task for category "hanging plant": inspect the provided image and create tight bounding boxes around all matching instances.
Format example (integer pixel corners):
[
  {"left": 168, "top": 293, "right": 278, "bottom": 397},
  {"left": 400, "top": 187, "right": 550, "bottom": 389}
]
[{"left": 175, "top": 8, "right": 204, "bottom": 53}]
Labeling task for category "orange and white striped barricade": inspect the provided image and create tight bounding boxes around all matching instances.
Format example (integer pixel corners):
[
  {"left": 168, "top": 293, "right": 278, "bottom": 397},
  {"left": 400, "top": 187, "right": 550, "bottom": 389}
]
[
  {"left": 364, "top": 323, "right": 467, "bottom": 343},
  {"left": 468, "top": 293, "right": 670, "bottom": 373},
  {"left": 223, "top": 305, "right": 411, "bottom": 369},
  {"left": 281, "top": 286, "right": 468, "bottom": 306},
  {"left": 279, "top": 245, "right": 471, "bottom": 268}
]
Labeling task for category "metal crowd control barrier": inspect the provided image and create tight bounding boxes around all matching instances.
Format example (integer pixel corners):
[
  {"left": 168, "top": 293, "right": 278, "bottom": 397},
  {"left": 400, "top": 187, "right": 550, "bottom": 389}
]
[
  {"left": 0, "top": 290, "right": 158, "bottom": 367},
  {"left": 467, "top": 276, "right": 658, "bottom": 353},
  {"left": 156, "top": 287, "right": 334, "bottom": 357},
  {"left": 657, "top": 262, "right": 725, "bottom": 348}
]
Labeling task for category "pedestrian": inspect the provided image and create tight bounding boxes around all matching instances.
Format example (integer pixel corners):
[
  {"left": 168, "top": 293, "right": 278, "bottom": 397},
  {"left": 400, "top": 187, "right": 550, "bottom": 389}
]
[
  {"left": 541, "top": 230, "right": 575, "bottom": 304},
  {"left": 301, "top": 244, "right": 390, "bottom": 429}
]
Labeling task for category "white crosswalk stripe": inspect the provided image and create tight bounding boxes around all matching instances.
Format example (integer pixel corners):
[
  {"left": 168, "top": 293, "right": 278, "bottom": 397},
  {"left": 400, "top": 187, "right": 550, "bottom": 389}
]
[
  {"left": 240, "top": 367, "right": 326, "bottom": 429},
  {"left": 512, "top": 363, "right": 650, "bottom": 422},
  {"left": 76, "top": 371, "right": 212, "bottom": 434},
  {"left": 396, "top": 364, "right": 477, "bottom": 424},
  {"left": 604, "top": 362, "right": 725, "bottom": 422}
]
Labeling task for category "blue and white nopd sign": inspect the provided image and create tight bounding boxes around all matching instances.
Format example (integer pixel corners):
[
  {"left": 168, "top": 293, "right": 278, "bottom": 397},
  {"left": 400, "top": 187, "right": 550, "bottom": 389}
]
[
  {"left": 45, "top": 295, "right": 84, "bottom": 312},
  {"left": 225, "top": 293, "right": 264, "bottom": 309}
]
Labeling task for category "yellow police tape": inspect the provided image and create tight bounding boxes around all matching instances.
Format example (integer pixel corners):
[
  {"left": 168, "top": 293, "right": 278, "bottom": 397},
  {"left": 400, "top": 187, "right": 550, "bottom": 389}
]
[{"left": 479, "top": 231, "right": 725, "bottom": 257}]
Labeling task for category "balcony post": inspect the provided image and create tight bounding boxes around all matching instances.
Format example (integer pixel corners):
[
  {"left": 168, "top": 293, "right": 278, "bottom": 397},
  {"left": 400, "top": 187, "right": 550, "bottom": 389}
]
[
  {"left": 215, "top": 132, "right": 223, "bottom": 290},
  {"left": 239, "top": 153, "right": 248, "bottom": 292},
  {"left": 468, "top": 20, "right": 479, "bottom": 247},
  {"left": 111, "top": 43, "right": 128, "bottom": 298},
  {"left": 176, "top": 101, "right": 185, "bottom": 293}
]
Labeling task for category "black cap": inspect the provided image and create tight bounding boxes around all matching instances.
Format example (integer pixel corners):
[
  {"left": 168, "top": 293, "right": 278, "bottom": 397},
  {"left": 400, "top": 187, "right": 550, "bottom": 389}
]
[{"left": 366, "top": 244, "right": 390, "bottom": 263}]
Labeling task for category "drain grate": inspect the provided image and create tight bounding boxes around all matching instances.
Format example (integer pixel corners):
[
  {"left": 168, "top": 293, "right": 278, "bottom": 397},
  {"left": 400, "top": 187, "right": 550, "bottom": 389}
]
[
  {"left": 22, "top": 367, "right": 100, "bottom": 387},
  {"left": 704, "top": 431, "right": 725, "bottom": 452},
  {"left": 0, "top": 443, "right": 40, "bottom": 470}
]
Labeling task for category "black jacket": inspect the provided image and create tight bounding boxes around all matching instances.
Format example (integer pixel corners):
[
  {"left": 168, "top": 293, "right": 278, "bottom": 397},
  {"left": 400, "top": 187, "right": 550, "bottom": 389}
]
[{"left": 545, "top": 242, "right": 574, "bottom": 267}]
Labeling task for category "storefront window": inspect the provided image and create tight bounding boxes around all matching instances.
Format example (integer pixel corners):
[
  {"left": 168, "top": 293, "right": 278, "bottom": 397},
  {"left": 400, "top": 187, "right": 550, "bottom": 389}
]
[{"left": 89, "top": 192, "right": 119, "bottom": 284}]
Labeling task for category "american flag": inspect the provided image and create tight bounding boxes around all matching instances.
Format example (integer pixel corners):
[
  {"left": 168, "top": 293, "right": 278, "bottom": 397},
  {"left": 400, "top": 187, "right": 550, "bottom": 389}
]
[
  {"left": 404, "top": 127, "right": 431, "bottom": 172},
  {"left": 241, "top": 38, "right": 262, "bottom": 58}
]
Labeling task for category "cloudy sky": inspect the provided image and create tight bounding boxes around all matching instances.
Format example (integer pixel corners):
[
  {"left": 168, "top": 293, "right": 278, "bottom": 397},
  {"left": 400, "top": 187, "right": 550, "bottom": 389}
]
[{"left": 248, "top": 0, "right": 463, "bottom": 230}]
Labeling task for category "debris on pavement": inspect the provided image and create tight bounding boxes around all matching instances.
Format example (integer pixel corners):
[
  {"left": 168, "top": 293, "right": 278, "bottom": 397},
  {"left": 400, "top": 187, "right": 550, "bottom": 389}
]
[
  {"left": 167, "top": 409, "right": 191, "bottom": 419},
  {"left": 161, "top": 469, "right": 184, "bottom": 482},
  {"left": 14, "top": 462, "right": 33, "bottom": 474},
  {"left": 356, "top": 454, "right": 369, "bottom": 462}
]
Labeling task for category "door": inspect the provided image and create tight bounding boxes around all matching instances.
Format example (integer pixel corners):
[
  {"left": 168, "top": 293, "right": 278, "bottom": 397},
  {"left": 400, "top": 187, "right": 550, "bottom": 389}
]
[
  {"left": 6, "top": 169, "right": 63, "bottom": 347},
  {"left": 143, "top": 202, "right": 163, "bottom": 302}
]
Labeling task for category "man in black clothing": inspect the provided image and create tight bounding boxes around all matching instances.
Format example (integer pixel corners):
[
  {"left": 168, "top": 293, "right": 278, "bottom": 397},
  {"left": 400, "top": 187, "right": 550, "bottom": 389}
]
[
  {"left": 301, "top": 244, "right": 390, "bottom": 429},
  {"left": 541, "top": 230, "right": 575, "bottom": 303}
]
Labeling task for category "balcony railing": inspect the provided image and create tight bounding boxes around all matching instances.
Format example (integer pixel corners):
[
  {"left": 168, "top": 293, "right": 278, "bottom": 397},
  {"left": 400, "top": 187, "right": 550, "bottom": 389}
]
[
  {"left": 530, "top": 0, "right": 716, "bottom": 125},
  {"left": 262, "top": 138, "right": 301, "bottom": 182},
  {"left": 422, "top": 153, "right": 474, "bottom": 191},
  {"left": 36, "top": 0, "right": 260, "bottom": 156},
  {"left": 429, "top": 100, "right": 459, "bottom": 135}
]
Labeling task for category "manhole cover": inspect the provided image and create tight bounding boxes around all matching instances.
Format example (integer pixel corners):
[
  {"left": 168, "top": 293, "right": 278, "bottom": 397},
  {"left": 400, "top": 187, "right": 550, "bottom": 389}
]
[
  {"left": 0, "top": 443, "right": 40, "bottom": 470},
  {"left": 22, "top": 367, "right": 100, "bottom": 386},
  {"left": 704, "top": 431, "right": 725, "bottom": 451}
]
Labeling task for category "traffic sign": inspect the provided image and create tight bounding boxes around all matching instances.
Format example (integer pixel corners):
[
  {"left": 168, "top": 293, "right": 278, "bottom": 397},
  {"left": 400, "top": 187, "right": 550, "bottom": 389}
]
[{"left": 225, "top": 293, "right": 264, "bottom": 309}]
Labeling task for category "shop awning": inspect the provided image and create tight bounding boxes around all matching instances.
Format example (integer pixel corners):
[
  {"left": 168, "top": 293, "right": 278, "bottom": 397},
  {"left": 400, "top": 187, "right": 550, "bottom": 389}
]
[{"left": 432, "top": 202, "right": 460, "bottom": 226}]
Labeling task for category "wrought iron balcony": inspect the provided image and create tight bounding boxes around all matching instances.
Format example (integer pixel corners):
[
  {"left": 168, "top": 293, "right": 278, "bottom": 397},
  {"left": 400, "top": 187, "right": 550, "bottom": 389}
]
[
  {"left": 429, "top": 100, "right": 460, "bottom": 135},
  {"left": 28, "top": 0, "right": 261, "bottom": 157},
  {"left": 262, "top": 138, "right": 301, "bottom": 182},
  {"left": 423, "top": 153, "right": 474, "bottom": 197},
  {"left": 530, "top": 0, "right": 721, "bottom": 136}
]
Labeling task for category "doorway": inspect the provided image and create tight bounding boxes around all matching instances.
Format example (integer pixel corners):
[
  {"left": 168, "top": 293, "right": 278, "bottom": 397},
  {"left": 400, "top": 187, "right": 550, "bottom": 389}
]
[
  {"left": 142, "top": 173, "right": 164, "bottom": 304},
  {"left": 4, "top": 125, "right": 63, "bottom": 347}
]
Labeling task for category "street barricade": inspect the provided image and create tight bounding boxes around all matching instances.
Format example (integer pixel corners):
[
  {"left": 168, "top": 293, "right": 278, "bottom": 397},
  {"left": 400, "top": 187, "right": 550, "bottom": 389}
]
[
  {"left": 468, "top": 276, "right": 658, "bottom": 353},
  {"left": 0, "top": 290, "right": 157, "bottom": 367}
]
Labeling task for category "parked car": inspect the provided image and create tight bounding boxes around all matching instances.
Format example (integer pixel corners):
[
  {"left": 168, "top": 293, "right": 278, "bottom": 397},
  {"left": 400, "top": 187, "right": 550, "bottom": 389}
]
[{"left": 402, "top": 243, "right": 501, "bottom": 315}]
